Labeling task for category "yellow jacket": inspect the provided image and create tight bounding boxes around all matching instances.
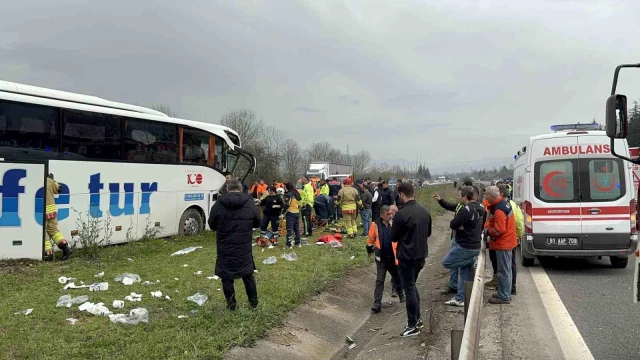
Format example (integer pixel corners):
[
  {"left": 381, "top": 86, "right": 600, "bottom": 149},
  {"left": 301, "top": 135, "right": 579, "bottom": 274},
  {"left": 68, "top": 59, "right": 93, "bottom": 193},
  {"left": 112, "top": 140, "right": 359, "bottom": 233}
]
[
  {"left": 320, "top": 183, "right": 330, "bottom": 196},
  {"left": 510, "top": 199, "right": 524, "bottom": 238},
  {"left": 337, "top": 185, "right": 362, "bottom": 212},
  {"left": 45, "top": 177, "right": 60, "bottom": 219},
  {"left": 300, "top": 183, "right": 314, "bottom": 208}
]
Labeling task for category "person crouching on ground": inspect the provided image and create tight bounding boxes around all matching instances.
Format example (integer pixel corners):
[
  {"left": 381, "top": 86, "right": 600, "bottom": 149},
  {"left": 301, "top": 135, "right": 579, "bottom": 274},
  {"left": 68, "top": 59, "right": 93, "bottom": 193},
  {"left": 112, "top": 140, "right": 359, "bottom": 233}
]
[
  {"left": 441, "top": 186, "right": 481, "bottom": 307},
  {"left": 483, "top": 186, "right": 517, "bottom": 305},
  {"left": 260, "top": 186, "right": 285, "bottom": 242},
  {"left": 391, "top": 182, "right": 432, "bottom": 337},
  {"left": 208, "top": 179, "right": 261, "bottom": 310},
  {"left": 367, "top": 205, "right": 405, "bottom": 313}
]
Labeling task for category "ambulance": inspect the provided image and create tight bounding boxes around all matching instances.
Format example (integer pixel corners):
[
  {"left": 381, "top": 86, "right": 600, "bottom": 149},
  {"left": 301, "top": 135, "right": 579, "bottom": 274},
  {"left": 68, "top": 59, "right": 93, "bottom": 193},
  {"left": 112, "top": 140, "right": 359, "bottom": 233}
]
[{"left": 512, "top": 123, "right": 637, "bottom": 268}]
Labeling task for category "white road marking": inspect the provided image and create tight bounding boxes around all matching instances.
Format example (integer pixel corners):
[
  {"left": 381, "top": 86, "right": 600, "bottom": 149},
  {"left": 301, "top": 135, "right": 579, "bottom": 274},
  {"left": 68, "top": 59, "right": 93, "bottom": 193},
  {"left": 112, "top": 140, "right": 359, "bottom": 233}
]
[{"left": 529, "top": 266, "right": 595, "bottom": 360}]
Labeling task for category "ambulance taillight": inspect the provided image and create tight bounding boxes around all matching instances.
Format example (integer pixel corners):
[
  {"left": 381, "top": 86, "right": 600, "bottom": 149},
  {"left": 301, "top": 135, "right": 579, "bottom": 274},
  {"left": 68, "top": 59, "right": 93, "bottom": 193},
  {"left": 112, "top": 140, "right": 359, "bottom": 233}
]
[
  {"left": 523, "top": 200, "right": 532, "bottom": 233},
  {"left": 630, "top": 198, "right": 637, "bottom": 234}
]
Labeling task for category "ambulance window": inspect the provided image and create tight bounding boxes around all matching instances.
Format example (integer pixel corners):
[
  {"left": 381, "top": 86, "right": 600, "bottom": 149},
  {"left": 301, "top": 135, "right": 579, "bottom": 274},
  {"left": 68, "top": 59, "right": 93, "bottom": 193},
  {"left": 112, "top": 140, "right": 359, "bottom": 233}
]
[
  {"left": 534, "top": 160, "right": 578, "bottom": 203},
  {"left": 583, "top": 159, "right": 625, "bottom": 201}
]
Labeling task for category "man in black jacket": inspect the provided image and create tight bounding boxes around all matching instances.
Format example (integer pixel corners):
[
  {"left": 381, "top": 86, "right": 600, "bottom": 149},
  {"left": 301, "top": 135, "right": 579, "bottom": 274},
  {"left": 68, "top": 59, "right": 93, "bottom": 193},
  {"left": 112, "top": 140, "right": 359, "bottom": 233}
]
[
  {"left": 433, "top": 191, "right": 463, "bottom": 295},
  {"left": 441, "top": 186, "right": 482, "bottom": 307},
  {"left": 208, "top": 179, "right": 261, "bottom": 310},
  {"left": 391, "top": 182, "right": 432, "bottom": 337}
]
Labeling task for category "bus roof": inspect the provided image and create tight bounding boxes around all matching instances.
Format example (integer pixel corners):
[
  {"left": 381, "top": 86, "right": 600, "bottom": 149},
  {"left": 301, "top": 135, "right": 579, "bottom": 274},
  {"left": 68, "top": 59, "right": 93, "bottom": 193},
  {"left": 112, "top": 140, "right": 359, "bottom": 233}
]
[{"left": 0, "top": 79, "right": 241, "bottom": 148}]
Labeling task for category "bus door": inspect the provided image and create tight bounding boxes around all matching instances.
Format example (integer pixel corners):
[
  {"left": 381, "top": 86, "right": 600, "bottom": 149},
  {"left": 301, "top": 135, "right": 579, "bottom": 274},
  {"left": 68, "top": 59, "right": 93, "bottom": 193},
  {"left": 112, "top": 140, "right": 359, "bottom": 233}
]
[{"left": 0, "top": 161, "right": 47, "bottom": 260}]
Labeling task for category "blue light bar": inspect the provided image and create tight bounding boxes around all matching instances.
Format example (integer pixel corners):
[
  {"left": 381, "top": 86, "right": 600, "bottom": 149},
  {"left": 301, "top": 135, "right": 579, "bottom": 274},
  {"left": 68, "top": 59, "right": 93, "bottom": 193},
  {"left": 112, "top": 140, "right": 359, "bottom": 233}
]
[{"left": 550, "top": 123, "right": 601, "bottom": 132}]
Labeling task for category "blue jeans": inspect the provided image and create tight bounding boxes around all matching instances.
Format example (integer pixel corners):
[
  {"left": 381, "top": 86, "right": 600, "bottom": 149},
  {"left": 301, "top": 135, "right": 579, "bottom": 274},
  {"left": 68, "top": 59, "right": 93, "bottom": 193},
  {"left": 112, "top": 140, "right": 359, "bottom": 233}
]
[
  {"left": 286, "top": 212, "right": 300, "bottom": 245},
  {"left": 360, "top": 208, "right": 372, "bottom": 235},
  {"left": 449, "top": 237, "right": 458, "bottom": 289},
  {"left": 496, "top": 250, "right": 513, "bottom": 300},
  {"left": 442, "top": 244, "right": 480, "bottom": 302}
]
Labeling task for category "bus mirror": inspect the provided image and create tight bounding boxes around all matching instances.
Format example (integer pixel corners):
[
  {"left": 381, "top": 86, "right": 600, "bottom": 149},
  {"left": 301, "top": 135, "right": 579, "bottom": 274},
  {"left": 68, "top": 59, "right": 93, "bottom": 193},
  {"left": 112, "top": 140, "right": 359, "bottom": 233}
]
[{"left": 606, "top": 94, "right": 629, "bottom": 139}]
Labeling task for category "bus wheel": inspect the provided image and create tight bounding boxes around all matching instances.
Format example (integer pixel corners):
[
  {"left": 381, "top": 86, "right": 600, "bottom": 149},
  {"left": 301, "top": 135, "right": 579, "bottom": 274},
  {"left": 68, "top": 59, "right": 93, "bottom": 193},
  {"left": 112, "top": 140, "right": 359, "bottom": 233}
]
[
  {"left": 179, "top": 209, "right": 203, "bottom": 236},
  {"left": 610, "top": 256, "right": 629, "bottom": 269}
]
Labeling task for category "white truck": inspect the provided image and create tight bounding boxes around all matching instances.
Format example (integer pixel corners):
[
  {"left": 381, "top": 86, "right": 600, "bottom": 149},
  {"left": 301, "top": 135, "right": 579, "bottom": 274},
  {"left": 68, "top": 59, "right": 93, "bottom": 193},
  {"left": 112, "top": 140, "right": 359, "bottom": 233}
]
[{"left": 306, "top": 162, "right": 353, "bottom": 182}]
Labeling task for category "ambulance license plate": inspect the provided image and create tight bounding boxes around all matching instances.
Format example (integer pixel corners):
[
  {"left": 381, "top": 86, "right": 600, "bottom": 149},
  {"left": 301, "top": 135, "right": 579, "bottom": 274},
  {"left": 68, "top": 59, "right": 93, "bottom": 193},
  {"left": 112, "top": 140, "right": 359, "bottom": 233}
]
[{"left": 546, "top": 237, "right": 579, "bottom": 246}]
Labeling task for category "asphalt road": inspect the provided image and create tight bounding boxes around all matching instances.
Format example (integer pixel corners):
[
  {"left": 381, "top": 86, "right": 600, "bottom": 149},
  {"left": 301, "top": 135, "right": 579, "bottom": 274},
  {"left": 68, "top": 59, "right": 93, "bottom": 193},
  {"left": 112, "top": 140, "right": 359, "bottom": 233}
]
[{"left": 539, "top": 255, "right": 640, "bottom": 360}]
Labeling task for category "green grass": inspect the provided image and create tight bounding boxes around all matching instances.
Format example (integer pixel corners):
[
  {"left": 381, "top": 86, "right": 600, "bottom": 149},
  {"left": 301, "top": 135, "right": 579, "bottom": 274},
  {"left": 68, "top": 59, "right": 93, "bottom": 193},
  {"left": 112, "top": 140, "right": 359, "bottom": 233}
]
[{"left": 0, "top": 184, "right": 457, "bottom": 360}]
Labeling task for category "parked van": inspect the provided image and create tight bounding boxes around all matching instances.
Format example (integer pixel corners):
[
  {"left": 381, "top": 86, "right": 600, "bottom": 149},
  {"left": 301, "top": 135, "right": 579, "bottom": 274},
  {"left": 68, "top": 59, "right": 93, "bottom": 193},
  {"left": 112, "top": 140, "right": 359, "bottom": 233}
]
[{"left": 512, "top": 124, "right": 637, "bottom": 268}]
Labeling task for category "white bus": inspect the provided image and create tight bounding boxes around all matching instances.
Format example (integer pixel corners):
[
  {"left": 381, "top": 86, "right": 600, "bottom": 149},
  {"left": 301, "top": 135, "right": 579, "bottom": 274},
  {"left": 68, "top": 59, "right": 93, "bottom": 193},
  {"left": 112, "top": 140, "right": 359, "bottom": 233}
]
[{"left": 0, "top": 80, "right": 256, "bottom": 260}]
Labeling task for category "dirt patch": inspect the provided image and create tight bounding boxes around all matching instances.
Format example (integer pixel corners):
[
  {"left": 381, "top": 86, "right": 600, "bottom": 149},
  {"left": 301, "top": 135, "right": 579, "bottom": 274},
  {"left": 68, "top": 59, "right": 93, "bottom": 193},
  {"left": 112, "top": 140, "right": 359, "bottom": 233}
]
[
  {"left": 271, "top": 330, "right": 302, "bottom": 346},
  {"left": 0, "top": 259, "right": 39, "bottom": 276}
]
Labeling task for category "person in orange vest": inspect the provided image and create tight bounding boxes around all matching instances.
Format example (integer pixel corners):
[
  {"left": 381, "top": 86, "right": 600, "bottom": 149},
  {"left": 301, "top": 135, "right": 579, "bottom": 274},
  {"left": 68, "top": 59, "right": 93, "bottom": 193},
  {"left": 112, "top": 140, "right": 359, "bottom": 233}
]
[
  {"left": 250, "top": 180, "right": 260, "bottom": 199},
  {"left": 257, "top": 179, "right": 268, "bottom": 198},
  {"left": 367, "top": 205, "right": 404, "bottom": 313},
  {"left": 44, "top": 174, "right": 72, "bottom": 261}
]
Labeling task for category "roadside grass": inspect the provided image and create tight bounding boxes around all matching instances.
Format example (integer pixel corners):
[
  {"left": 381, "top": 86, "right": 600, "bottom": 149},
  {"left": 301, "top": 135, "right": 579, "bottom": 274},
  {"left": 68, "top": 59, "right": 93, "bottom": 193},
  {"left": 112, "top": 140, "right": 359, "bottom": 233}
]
[{"left": 0, "top": 184, "right": 457, "bottom": 360}]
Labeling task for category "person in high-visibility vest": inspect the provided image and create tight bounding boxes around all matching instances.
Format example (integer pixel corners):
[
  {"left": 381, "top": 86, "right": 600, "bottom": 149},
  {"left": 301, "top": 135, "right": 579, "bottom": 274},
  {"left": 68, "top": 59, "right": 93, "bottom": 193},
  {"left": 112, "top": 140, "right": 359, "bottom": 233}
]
[
  {"left": 337, "top": 178, "right": 363, "bottom": 238},
  {"left": 45, "top": 174, "right": 72, "bottom": 261}
]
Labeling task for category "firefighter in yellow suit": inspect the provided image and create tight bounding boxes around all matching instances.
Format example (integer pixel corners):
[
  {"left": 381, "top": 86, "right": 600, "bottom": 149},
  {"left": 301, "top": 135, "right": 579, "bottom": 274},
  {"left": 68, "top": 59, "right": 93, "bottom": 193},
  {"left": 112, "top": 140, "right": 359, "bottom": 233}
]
[
  {"left": 44, "top": 174, "right": 72, "bottom": 261},
  {"left": 337, "top": 178, "right": 363, "bottom": 238}
]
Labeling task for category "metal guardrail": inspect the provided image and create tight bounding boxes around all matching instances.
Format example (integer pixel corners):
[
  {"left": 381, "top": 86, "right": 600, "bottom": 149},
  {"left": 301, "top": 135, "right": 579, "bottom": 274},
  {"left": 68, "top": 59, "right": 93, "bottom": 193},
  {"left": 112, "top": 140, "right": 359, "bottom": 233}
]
[{"left": 451, "top": 240, "right": 486, "bottom": 360}]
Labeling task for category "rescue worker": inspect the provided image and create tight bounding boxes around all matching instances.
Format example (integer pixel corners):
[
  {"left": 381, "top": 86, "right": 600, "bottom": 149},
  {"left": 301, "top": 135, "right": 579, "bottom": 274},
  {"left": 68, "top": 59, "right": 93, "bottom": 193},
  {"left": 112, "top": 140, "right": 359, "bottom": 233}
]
[
  {"left": 313, "top": 193, "right": 331, "bottom": 226},
  {"left": 250, "top": 180, "right": 260, "bottom": 199},
  {"left": 367, "top": 205, "right": 405, "bottom": 313},
  {"left": 483, "top": 186, "right": 517, "bottom": 304},
  {"left": 299, "top": 176, "right": 314, "bottom": 237},
  {"left": 337, "top": 178, "right": 363, "bottom": 238},
  {"left": 329, "top": 177, "right": 342, "bottom": 222},
  {"left": 433, "top": 191, "right": 464, "bottom": 294},
  {"left": 283, "top": 182, "right": 302, "bottom": 247},
  {"left": 45, "top": 174, "right": 72, "bottom": 261},
  {"left": 319, "top": 179, "right": 330, "bottom": 196},
  {"left": 498, "top": 184, "right": 523, "bottom": 295},
  {"left": 257, "top": 179, "right": 268, "bottom": 198}
]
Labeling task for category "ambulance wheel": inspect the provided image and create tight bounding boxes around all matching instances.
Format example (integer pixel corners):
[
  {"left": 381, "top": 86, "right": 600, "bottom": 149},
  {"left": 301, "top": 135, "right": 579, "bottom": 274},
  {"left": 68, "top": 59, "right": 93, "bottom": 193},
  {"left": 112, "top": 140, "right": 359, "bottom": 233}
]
[
  {"left": 610, "top": 256, "right": 629, "bottom": 269},
  {"left": 521, "top": 247, "right": 535, "bottom": 267},
  {"left": 179, "top": 208, "right": 204, "bottom": 236}
]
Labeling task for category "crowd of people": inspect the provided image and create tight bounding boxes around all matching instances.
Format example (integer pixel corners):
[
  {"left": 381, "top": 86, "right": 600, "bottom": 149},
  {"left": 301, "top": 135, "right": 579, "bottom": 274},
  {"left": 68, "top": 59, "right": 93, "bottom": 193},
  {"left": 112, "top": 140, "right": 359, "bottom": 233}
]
[{"left": 208, "top": 175, "right": 521, "bottom": 338}]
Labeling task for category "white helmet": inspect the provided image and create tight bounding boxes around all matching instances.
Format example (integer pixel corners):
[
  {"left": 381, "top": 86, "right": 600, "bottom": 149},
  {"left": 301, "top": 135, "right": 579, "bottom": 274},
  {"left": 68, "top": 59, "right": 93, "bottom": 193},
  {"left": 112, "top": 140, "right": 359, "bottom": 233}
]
[{"left": 276, "top": 188, "right": 285, "bottom": 195}]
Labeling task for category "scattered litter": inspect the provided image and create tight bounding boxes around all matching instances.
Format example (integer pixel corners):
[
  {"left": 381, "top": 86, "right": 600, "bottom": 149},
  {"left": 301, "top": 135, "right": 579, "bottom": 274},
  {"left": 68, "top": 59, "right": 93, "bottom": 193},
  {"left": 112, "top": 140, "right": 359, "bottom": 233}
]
[
  {"left": 206, "top": 275, "right": 220, "bottom": 280},
  {"left": 14, "top": 309, "right": 32, "bottom": 316},
  {"left": 58, "top": 276, "right": 76, "bottom": 284},
  {"left": 190, "top": 309, "right": 199, "bottom": 314},
  {"left": 350, "top": 256, "right": 355, "bottom": 260},
  {"left": 369, "top": 327, "right": 382, "bottom": 332},
  {"left": 67, "top": 318, "right": 78, "bottom": 325},
  {"left": 254, "top": 270, "right": 259, "bottom": 273},
  {"left": 281, "top": 252, "right": 298, "bottom": 262},
  {"left": 300, "top": 239, "right": 310, "bottom": 246},
  {"left": 421, "top": 342, "right": 426, "bottom": 347},
  {"left": 142, "top": 281, "right": 154, "bottom": 286},
  {"left": 89, "top": 282, "right": 109, "bottom": 291},
  {"left": 174, "top": 278, "right": 179, "bottom": 281},
  {"left": 267, "top": 245, "right": 275, "bottom": 249},
  {"left": 217, "top": 288, "right": 221, "bottom": 291},
  {"left": 58, "top": 295, "right": 90, "bottom": 307},
  {"left": 113, "top": 300, "right": 125, "bottom": 309},
  {"left": 127, "top": 258, "right": 133, "bottom": 262},
  {"left": 263, "top": 256, "right": 277, "bottom": 265},
  {"left": 182, "top": 264, "right": 189, "bottom": 268},
  {"left": 125, "top": 293, "right": 142, "bottom": 302},
  {"left": 94, "top": 271, "right": 104, "bottom": 278},
  {"left": 108, "top": 308, "right": 149, "bottom": 325},
  {"left": 79, "top": 302, "right": 111, "bottom": 316},
  {"left": 187, "top": 292, "right": 208, "bottom": 306},
  {"left": 171, "top": 246, "right": 203, "bottom": 256},
  {"left": 151, "top": 291, "right": 163, "bottom": 298},
  {"left": 348, "top": 343, "right": 357, "bottom": 350},
  {"left": 329, "top": 240, "right": 343, "bottom": 248},
  {"left": 346, "top": 336, "right": 354, "bottom": 344},
  {"left": 114, "top": 273, "right": 141, "bottom": 285},
  {"left": 63, "top": 282, "right": 91, "bottom": 290},
  {"left": 178, "top": 315, "right": 188, "bottom": 319},
  {"left": 165, "top": 296, "right": 171, "bottom": 301},
  {"left": 194, "top": 271, "right": 203, "bottom": 275}
]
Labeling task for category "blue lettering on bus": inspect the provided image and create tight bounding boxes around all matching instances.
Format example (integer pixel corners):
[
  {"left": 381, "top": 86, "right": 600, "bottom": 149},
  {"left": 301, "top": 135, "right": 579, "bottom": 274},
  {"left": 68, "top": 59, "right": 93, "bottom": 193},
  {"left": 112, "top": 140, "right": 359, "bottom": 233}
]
[
  {"left": 0, "top": 169, "right": 27, "bottom": 227},
  {"left": 184, "top": 193, "right": 204, "bottom": 201},
  {"left": 0, "top": 169, "right": 158, "bottom": 227}
]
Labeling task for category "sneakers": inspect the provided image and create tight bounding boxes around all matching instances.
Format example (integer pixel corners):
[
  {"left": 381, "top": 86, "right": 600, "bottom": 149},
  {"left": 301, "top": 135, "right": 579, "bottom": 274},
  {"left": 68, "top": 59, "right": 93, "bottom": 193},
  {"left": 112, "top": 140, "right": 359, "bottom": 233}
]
[
  {"left": 416, "top": 318, "right": 424, "bottom": 329},
  {"left": 371, "top": 305, "right": 381, "bottom": 314},
  {"left": 401, "top": 326, "right": 420, "bottom": 337},
  {"left": 445, "top": 298, "right": 464, "bottom": 307},
  {"left": 488, "top": 296, "right": 511, "bottom": 304}
]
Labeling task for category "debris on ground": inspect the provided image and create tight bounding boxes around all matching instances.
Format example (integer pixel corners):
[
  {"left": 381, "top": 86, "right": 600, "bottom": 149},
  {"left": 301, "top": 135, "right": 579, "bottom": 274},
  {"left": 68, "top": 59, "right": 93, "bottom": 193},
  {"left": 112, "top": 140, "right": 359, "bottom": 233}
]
[
  {"left": 113, "top": 300, "right": 125, "bottom": 309},
  {"left": 57, "top": 295, "right": 90, "bottom": 308},
  {"left": 58, "top": 276, "right": 76, "bottom": 284},
  {"left": 170, "top": 246, "right": 203, "bottom": 256},
  {"left": 89, "top": 282, "right": 109, "bottom": 291},
  {"left": 66, "top": 318, "right": 78, "bottom": 325},
  {"left": 150, "top": 291, "right": 163, "bottom": 298},
  {"left": 206, "top": 275, "right": 220, "bottom": 280},
  {"left": 281, "top": 252, "right": 298, "bottom": 262},
  {"left": 187, "top": 292, "right": 208, "bottom": 306},
  {"left": 114, "top": 273, "right": 141, "bottom": 285},
  {"left": 182, "top": 264, "right": 188, "bottom": 267},
  {"left": 194, "top": 271, "right": 203, "bottom": 275},
  {"left": 14, "top": 309, "right": 32, "bottom": 316},
  {"left": 108, "top": 308, "right": 149, "bottom": 325},
  {"left": 125, "top": 293, "right": 142, "bottom": 302},
  {"left": 94, "top": 271, "right": 104, "bottom": 278},
  {"left": 263, "top": 256, "right": 277, "bottom": 265},
  {"left": 79, "top": 302, "right": 111, "bottom": 316}
]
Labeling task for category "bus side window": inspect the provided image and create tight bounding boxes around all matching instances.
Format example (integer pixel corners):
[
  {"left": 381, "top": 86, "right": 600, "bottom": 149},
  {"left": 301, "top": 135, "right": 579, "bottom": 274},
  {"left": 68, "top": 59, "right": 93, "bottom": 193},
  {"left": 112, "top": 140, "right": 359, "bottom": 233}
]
[
  {"left": 181, "top": 128, "right": 209, "bottom": 165},
  {"left": 214, "top": 134, "right": 226, "bottom": 172},
  {"left": 62, "top": 109, "right": 122, "bottom": 160},
  {"left": 0, "top": 99, "right": 60, "bottom": 159},
  {"left": 125, "top": 118, "right": 178, "bottom": 163}
]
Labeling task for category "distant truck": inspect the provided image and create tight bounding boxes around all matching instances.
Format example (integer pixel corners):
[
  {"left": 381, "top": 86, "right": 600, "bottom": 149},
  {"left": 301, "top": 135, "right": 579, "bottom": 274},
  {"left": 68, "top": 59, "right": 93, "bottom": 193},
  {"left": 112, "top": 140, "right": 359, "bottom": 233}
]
[{"left": 306, "top": 162, "right": 353, "bottom": 182}]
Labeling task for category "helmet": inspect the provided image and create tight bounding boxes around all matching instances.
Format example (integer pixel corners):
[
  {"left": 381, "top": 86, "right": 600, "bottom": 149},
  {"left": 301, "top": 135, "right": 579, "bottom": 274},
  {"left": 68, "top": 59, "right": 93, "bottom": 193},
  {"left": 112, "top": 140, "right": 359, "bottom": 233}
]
[
  {"left": 277, "top": 188, "right": 285, "bottom": 195},
  {"left": 343, "top": 178, "right": 352, "bottom": 185}
]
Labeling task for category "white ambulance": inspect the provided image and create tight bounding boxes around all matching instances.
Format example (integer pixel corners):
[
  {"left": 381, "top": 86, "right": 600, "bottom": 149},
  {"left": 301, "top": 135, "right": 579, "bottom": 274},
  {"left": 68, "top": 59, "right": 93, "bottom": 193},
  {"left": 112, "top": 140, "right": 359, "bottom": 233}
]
[{"left": 512, "top": 123, "right": 637, "bottom": 268}]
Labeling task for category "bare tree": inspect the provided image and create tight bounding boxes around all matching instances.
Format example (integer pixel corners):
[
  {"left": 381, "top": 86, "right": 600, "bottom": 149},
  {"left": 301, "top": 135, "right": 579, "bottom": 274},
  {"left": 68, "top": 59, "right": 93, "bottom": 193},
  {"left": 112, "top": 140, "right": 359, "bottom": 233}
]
[
  {"left": 352, "top": 150, "right": 372, "bottom": 176},
  {"left": 219, "top": 109, "right": 264, "bottom": 151},
  {"left": 150, "top": 104, "right": 177, "bottom": 117},
  {"left": 305, "top": 142, "right": 334, "bottom": 162},
  {"left": 281, "top": 139, "right": 304, "bottom": 181}
]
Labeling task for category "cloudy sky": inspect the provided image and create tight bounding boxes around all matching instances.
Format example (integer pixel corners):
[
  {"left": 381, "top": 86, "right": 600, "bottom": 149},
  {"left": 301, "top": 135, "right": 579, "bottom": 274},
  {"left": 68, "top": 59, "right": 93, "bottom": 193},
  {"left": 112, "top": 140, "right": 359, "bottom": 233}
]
[{"left": 2, "top": 0, "right": 640, "bottom": 170}]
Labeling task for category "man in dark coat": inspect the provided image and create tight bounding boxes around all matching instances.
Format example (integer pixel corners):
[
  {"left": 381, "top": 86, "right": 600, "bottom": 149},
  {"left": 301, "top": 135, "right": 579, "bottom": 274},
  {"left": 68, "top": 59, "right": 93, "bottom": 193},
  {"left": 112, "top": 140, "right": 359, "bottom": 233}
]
[{"left": 208, "top": 179, "right": 261, "bottom": 310}]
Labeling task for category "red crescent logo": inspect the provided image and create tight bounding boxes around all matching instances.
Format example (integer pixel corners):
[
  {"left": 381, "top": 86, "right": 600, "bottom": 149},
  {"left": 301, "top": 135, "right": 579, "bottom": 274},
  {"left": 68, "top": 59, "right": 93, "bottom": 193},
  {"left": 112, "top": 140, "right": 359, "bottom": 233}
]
[
  {"left": 543, "top": 171, "right": 566, "bottom": 197},
  {"left": 593, "top": 175, "right": 616, "bottom": 192}
]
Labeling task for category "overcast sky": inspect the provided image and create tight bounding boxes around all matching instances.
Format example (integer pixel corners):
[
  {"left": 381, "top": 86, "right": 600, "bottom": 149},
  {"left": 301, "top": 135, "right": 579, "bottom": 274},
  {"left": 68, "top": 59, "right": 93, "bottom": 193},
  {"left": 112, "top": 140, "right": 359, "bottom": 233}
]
[{"left": 2, "top": 0, "right": 640, "bottom": 169}]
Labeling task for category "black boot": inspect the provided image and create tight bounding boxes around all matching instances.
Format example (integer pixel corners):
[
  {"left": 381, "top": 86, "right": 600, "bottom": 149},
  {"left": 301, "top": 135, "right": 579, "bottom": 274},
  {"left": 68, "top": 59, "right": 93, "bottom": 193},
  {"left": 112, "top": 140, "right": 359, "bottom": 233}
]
[{"left": 58, "top": 243, "right": 72, "bottom": 261}]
